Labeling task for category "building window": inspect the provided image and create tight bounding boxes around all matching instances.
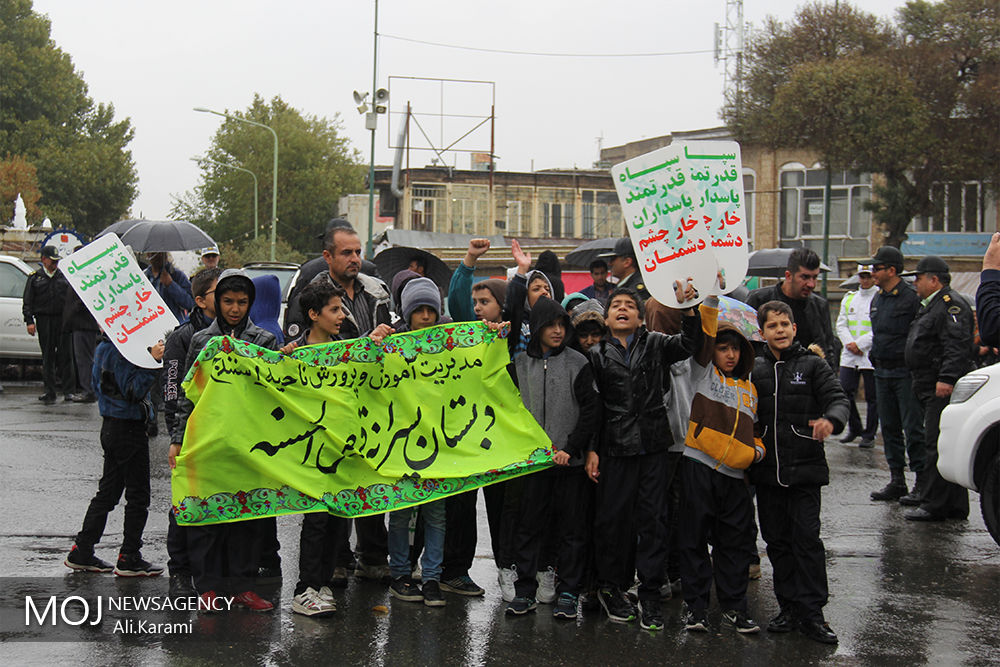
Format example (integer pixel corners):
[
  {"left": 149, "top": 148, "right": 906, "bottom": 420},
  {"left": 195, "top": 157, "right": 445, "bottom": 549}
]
[
  {"left": 779, "top": 165, "right": 872, "bottom": 260},
  {"left": 595, "top": 191, "right": 622, "bottom": 238},
  {"left": 411, "top": 184, "right": 446, "bottom": 232},
  {"left": 912, "top": 181, "right": 996, "bottom": 233},
  {"left": 742, "top": 170, "right": 755, "bottom": 246}
]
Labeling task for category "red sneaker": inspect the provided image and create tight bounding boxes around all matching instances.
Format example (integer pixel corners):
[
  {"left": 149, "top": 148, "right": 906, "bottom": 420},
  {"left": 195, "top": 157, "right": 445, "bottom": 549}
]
[
  {"left": 233, "top": 590, "right": 274, "bottom": 612},
  {"left": 199, "top": 591, "right": 229, "bottom": 614}
]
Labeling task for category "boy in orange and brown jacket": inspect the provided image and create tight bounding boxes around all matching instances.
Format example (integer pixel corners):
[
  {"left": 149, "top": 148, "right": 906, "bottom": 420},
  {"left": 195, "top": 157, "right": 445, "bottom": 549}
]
[{"left": 678, "top": 295, "right": 765, "bottom": 635}]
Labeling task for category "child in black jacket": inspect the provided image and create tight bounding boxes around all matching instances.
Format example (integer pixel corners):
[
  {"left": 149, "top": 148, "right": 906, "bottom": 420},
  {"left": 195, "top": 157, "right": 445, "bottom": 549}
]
[{"left": 751, "top": 300, "right": 849, "bottom": 645}]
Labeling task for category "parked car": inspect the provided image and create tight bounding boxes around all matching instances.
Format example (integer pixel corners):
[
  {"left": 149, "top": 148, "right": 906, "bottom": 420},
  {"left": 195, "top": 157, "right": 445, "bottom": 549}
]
[
  {"left": 0, "top": 254, "right": 42, "bottom": 360},
  {"left": 938, "top": 368, "right": 1000, "bottom": 546},
  {"left": 241, "top": 261, "right": 301, "bottom": 327}
]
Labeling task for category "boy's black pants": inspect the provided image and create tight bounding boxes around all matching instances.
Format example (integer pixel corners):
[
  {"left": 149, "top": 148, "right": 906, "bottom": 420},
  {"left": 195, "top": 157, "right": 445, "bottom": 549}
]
[
  {"left": 512, "top": 466, "right": 591, "bottom": 598},
  {"left": 167, "top": 510, "right": 190, "bottom": 574},
  {"left": 296, "top": 512, "right": 349, "bottom": 594},
  {"left": 755, "top": 483, "right": 828, "bottom": 623},
  {"left": 355, "top": 514, "right": 388, "bottom": 565},
  {"left": 188, "top": 519, "right": 262, "bottom": 594},
  {"left": 75, "top": 417, "right": 150, "bottom": 555},
  {"left": 678, "top": 460, "right": 754, "bottom": 614},
  {"left": 440, "top": 484, "right": 507, "bottom": 579},
  {"left": 594, "top": 451, "right": 668, "bottom": 601}
]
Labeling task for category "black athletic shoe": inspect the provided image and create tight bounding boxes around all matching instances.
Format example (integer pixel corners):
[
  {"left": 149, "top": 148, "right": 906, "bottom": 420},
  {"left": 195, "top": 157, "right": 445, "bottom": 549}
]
[
  {"left": 114, "top": 552, "right": 164, "bottom": 577},
  {"left": 505, "top": 596, "right": 537, "bottom": 615},
  {"left": 552, "top": 592, "right": 578, "bottom": 619},
  {"left": 421, "top": 580, "right": 446, "bottom": 607},
  {"left": 389, "top": 576, "right": 423, "bottom": 602},
  {"left": 64, "top": 545, "right": 113, "bottom": 573},
  {"left": 440, "top": 575, "right": 485, "bottom": 596},
  {"left": 684, "top": 608, "right": 709, "bottom": 632},
  {"left": 722, "top": 609, "right": 761, "bottom": 634},
  {"left": 597, "top": 587, "right": 636, "bottom": 623},
  {"left": 639, "top": 599, "right": 664, "bottom": 630}
]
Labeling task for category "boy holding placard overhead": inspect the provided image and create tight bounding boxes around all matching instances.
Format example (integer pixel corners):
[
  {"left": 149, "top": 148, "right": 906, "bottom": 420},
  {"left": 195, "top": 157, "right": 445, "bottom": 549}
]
[{"left": 586, "top": 284, "right": 701, "bottom": 630}]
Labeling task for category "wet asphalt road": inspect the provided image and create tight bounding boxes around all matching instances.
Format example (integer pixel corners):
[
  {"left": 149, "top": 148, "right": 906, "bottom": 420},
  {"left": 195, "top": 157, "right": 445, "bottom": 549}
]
[{"left": 1, "top": 383, "right": 998, "bottom": 665}]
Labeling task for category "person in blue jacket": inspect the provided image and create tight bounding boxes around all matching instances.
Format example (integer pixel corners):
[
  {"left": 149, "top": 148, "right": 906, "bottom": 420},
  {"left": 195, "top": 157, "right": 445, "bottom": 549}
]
[{"left": 64, "top": 336, "right": 165, "bottom": 577}]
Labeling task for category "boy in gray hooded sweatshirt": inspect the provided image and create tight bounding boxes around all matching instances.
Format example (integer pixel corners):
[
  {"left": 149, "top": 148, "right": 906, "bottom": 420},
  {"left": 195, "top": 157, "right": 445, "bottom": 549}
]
[{"left": 505, "top": 297, "right": 601, "bottom": 619}]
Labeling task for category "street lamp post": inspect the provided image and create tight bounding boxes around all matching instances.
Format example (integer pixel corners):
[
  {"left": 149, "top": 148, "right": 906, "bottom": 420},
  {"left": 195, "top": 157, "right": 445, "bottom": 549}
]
[
  {"left": 193, "top": 158, "right": 259, "bottom": 240},
  {"left": 194, "top": 107, "right": 279, "bottom": 260}
]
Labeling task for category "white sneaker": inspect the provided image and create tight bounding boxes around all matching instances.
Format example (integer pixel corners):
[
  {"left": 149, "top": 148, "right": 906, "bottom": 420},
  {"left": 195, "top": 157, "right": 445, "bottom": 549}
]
[
  {"left": 317, "top": 586, "right": 336, "bottom": 603},
  {"left": 291, "top": 587, "right": 336, "bottom": 616},
  {"left": 536, "top": 566, "right": 557, "bottom": 604},
  {"left": 497, "top": 566, "right": 516, "bottom": 603}
]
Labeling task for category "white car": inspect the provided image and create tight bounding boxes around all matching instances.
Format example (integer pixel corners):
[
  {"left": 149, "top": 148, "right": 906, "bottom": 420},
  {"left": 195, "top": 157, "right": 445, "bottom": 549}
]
[
  {"left": 0, "top": 254, "right": 42, "bottom": 361},
  {"left": 938, "top": 368, "right": 1000, "bottom": 545}
]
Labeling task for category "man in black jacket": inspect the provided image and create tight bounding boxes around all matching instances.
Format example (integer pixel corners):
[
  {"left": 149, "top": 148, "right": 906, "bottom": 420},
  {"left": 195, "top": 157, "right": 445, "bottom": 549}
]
[
  {"left": 62, "top": 278, "right": 101, "bottom": 403},
  {"left": 596, "top": 237, "right": 652, "bottom": 301},
  {"left": 902, "top": 257, "right": 974, "bottom": 521},
  {"left": 746, "top": 247, "right": 840, "bottom": 367},
  {"left": 586, "top": 286, "right": 700, "bottom": 627},
  {"left": 867, "top": 246, "right": 926, "bottom": 503},
  {"left": 23, "top": 246, "right": 72, "bottom": 403}
]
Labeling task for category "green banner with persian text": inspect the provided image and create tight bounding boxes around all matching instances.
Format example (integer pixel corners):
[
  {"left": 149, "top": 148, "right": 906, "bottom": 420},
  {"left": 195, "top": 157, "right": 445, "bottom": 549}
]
[{"left": 171, "top": 322, "right": 553, "bottom": 525}]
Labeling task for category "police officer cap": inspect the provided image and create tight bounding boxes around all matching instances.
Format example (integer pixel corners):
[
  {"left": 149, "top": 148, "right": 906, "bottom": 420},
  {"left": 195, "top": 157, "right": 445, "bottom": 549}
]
[
  {"left": 39, "top": 245, "right": 59, "bottom": 260},
  {"left": 867, "top": 245, "right": 903, "bottom": 270},
  {"left": 596, "top": 237, "right": 636, "bottom": 260},
  {"left": 900, "top": 255, "right": 950, "bottom": 276}
]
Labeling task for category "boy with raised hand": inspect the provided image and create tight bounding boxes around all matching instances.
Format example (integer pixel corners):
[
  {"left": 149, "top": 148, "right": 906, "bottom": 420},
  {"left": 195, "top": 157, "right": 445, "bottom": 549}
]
[
  {"left": 163, "top": 266, "right": 221, "bottom": 596},
  {"left": 170, "top": 269, "right": 280, "bottom": 613},
  {"left": 751, "top": 300, "right": 849, "bottom": 645},
  {"left": 505, "top": 297, "right": 601, "bottom": 619},
  {"left": 64, "top": 337, "right": 166, "bottom": 577},
  {"left": 383, "top": 277, "right": 450, "bottom": 608},
  {"left": 586, "top": 285, "right": 701, "bottom": 630},
  {"left": 281, "top": 280, "right": 348, "bottom": 617},
  {"left": 679, "top": 293, "right": 765, "bottom": 635}
]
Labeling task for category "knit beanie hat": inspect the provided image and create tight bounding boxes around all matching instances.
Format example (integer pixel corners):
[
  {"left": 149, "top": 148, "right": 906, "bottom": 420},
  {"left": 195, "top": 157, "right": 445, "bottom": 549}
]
[
  {"left": 401, "top": 277, "right": 442, "bottom": 323},
  {"left": 473, "top": 278, "right": 507, "bottom": 309}
]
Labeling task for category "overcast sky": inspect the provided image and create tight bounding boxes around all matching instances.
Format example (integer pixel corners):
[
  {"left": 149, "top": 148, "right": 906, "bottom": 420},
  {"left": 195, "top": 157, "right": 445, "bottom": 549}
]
[{"left": 32, "top": 0, "right": 905, "bottom": 221}]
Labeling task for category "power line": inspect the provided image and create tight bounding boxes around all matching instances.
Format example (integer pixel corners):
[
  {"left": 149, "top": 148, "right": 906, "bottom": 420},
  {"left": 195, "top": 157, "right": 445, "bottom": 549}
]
[{"left": 381, "top": 33, "right": 713, "bottom": 58}]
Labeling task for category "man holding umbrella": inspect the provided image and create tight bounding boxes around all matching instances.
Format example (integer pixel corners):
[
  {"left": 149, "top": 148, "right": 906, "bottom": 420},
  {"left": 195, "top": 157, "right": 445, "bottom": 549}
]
[{"left": 144, "top": 253, "right": 194, "bottom": 322}]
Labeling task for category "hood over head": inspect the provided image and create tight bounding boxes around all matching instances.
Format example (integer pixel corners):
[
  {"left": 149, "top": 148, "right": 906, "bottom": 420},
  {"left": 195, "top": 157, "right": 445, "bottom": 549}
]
[
  {"left": 214, "top": 268, "right": 256, "bottom": 335},
  {"left": 716, "top": 320, "right": 755, "bottom": 379},
  {"left": 391, "top": 269, "right": 423, "bottom": 311},
  {"left": 400, "top": 277, "right": 442, "bottom": 323},
  {"left": 534, "top": 250, "right": 562, "bottom": 277},
  {"left": 527, "top": 296, "right": 572, "bottom": 357},
  {"left": 523, "top": 270, "right": 555, "bottom": 312},
  {"left": 249, "top": 274, "right": 284, "bottom": 343}
]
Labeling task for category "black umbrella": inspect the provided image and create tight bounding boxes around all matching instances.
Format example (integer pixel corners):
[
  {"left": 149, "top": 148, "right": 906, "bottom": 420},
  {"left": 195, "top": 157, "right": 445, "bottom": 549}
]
[
  {"left": 95, "top": 218, "right": 146, "bottom": 239},
  {"left": 564, "top": 238, "right": 619, "bottom": 269},
  {"left": 119, "top": 220, "right": 216, "bottom": 252},
  {"left": 747, "top": 248, "right": 832, "bottom": 278},
  {"left": 372, "top": 246, "right": 451, "bottom": 293}
]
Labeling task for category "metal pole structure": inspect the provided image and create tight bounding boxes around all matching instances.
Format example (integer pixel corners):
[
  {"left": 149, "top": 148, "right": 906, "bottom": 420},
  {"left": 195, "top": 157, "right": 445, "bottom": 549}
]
[
  {"left": 822, "top": 167, "right": 832, "bottom": 298},
  {"left": 194, "top": 107, "right": 279, "bottom": 260},
  {"left": 194, "top": 158, "right": 259, "bottom": 240},
  {"left": 366, "top": 0, "right": 379, "bottom": 259}
]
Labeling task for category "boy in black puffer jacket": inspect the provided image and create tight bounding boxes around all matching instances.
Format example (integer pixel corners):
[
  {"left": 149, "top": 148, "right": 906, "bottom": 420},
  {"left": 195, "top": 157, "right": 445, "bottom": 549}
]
[{"left": 751, "top": 300, "right": 849, "bottom": 646}]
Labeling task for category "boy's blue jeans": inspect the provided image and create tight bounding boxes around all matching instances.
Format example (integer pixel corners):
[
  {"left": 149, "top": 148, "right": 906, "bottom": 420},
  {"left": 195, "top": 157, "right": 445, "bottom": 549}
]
[{"left": 388, "top": 499, "right": 446, "bottom": 581}]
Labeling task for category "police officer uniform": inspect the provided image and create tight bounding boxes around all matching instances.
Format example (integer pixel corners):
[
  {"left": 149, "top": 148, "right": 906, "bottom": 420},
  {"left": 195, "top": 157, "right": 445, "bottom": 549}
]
[
  {"left": 902, "top": 256, "right": 974, "bottom": 521},
  {"left": 597, "top": 238, "right": 652, "bottom": 301}
]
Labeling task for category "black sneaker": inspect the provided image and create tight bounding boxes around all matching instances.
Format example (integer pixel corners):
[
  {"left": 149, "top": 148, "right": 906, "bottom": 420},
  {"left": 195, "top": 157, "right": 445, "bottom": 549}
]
[
  {"left": 597, "top": 587, "right": 636, "bottom": 623},
  {"left": 328, "top": 566, "right": 349, "bottom": 589},
  {"left": 389, "top": 576, "right": 423, "bottom": 602},
  {"left": 114, "top": 552, "right": 164, "bottom": 577},
  {"left": 684, "top": 608, "right": 709, "bottom": 632},
  {"left": 422, "top": 579, "right": 446, "bottom": 607},
  {"left": 64, "top": 545, "right": 113, "bottom": 573},
  {"left": 169, "top": 573, "right": 197, "bottom": 600},
  {"left": 639, "top": 598, "right": 664, "bottom": 630},
  {"left": 257, "top": 566, "right": 282, "bottom": 581},
  {"left": 722, "top": 608, "right": 761, "bottom": 634},
  {"left": 552, "top": 592, "right": 578, "bottom": 619},
  {"left": 440, "top": 575, "right": 485, "bottom": 596},
  {"left": 505, "top": 596, "right": 537, "bottom": 615}
]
